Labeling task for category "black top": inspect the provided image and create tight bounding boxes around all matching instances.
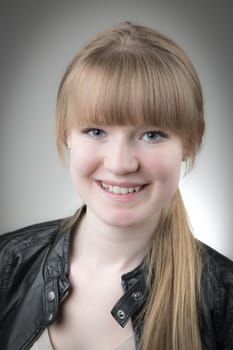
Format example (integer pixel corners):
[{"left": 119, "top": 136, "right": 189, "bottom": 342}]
[{"left": 0, "top": 206, "right": 233, "bottom": 350}]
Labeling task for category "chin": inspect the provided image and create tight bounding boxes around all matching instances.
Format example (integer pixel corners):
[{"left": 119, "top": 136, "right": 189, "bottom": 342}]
[{"left": 97, "top": 210, "right": 147, "bottom": 228}]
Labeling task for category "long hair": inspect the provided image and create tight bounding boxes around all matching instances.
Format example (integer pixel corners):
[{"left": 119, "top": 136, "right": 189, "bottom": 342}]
[{"left": 55, "top": 21, "right": 205, "bottom": 349}]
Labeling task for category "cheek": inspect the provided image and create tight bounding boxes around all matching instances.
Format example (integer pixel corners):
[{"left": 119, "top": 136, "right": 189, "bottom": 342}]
[
  {"left": 148, "top": 149, "right": 182, "bottom": 184},
  {"left": 69, "top": 146, "right": 99, "bottom": 180}
]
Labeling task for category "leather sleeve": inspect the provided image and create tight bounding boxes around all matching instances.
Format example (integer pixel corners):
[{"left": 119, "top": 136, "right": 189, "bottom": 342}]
[
  {"left": 213, "top": 256, "right": 233, "bottom": 349},
  {"left": 202, "top": 244, "right": 233, "bottom": 350}
]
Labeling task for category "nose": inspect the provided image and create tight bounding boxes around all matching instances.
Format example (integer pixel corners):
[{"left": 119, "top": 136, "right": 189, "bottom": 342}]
[{"left": 104, "top": 139, "right": 139, "bottom": 175}]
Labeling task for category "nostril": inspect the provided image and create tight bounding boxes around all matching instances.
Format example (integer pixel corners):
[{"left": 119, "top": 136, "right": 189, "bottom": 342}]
[{"left": 104, "top": 155, "right": 139, "bottom": 174}]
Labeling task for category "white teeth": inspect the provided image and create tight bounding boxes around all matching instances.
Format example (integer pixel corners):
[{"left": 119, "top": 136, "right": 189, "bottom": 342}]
[
  {"left": 120, "top": 187, "right": 128, "bottom": 194},
  {"left": 101, "top": 183, "right": 142, "bottom": 194},
  {"left": 113, "top": 186, "right": 121, "bottom": 194}
]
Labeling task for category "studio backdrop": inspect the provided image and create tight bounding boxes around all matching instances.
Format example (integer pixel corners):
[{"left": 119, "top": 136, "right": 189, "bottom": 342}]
[{"left": 0, "top": 0, "right": 232, "bottom": 259}]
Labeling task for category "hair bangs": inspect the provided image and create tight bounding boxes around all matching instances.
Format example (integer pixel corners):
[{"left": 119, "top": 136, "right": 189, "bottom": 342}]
[{"left": 67, "top": 52, "right": 197, "bottom": 137}]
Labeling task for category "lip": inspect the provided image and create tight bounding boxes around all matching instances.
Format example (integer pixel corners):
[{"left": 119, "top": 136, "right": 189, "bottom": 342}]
[
  {"left": 96, "top": 180, "right": 146, "bottom": 187},
  {"left": 95, "top": 180, "right": 148, "bottom": 201}
]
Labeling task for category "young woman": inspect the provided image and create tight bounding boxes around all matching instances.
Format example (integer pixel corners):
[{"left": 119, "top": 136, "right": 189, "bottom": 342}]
[{"left": 0, "top": 21, "right": 233, "bottom": 350}]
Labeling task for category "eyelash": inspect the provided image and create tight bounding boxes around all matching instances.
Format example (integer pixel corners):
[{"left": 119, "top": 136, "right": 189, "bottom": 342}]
[
  {"left": 142, "top": 130, "right": 168, "bottom": 142},
  {"left": 82, "top": 128, "right": 106, "bottom": 138},
  {"left": 81, "top": 128, "right": 168, "bottom": 142}
]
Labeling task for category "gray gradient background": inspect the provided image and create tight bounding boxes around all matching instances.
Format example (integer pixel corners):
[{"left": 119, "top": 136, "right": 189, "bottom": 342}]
[{"left": 0, "top": 1, "right": 233, "bottom": 259}]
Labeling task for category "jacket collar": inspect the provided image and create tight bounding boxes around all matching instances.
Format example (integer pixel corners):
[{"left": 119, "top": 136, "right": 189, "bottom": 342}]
[{"left": 45, "top": 205, "right": 148, "bottom": 327}]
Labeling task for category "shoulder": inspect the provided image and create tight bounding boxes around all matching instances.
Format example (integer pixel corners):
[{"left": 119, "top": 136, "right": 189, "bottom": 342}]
[
  {"left": 199, "top": 241, "right": 233, "bottom": 287},
  {"left": 198, "top": 241, "right": 233, "bottom": 348},
  {"left": 0, "top": 218, "right": 64, "bottom": 260},
  {"left": 199, "top": 241, "right": 233, "bottom": 309},
  {"left": 0, "top": 218, "right": 63, "bottom": 244},
  {"left": 0, "top": 208, "right": 85, "bottom": 350},
  {"left": 0, "top": 205, "right": 85, "bottom": 286},
  {"left": 0, "top": 217, "right": 68, "bottom": 292}
]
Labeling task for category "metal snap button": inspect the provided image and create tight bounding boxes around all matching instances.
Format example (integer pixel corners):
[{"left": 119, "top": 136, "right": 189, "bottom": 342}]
[
  {"left": 117, "top": 309, "right": 125, "bottom": 320},
  {"left": 131, "top": 291, "right": 142, "bottom": 301},
  {"left": 47, "top": 313, "right": 53, "bottom": 322},
  {"left": 47, "top": 290, "right": 55, "bottom": 302}
]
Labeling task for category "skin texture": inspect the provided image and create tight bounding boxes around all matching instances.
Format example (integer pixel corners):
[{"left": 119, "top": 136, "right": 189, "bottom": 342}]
[
  {"left": 49, "top": 124, "right": 184, "bottom": 350},
  {"left": 67, "top": 124, "right": 184, "bottom": 230}
]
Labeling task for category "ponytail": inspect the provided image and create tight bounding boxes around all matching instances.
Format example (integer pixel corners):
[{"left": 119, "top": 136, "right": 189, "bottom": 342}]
[{"left": 141, "top": 189, "right": 202, "bottom": 350}]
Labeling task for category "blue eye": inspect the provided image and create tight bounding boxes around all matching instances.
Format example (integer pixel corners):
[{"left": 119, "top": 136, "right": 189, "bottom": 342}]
[
  {"left": 82, "top": 128, "right": 106, "bottom": 138},
  {"left": 142, "top": 130, "right": 168, "bottom": 142}
]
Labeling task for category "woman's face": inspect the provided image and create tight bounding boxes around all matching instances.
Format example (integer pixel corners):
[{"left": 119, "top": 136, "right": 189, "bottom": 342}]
[{"left": 67, "top": 124, "right": 184, "bottom": 228}]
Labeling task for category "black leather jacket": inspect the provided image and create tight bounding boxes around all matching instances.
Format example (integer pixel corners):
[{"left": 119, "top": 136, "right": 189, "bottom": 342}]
[{"left": 0, "top": 206, "right": 233, "bottom": 350}]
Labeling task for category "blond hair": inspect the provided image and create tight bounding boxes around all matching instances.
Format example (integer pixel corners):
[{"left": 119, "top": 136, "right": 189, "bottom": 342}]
[{"left": 55, "top": 21, "right": 205, "bottom": 349}]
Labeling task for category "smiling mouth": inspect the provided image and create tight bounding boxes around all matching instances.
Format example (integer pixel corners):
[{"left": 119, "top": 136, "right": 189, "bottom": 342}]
[{"left": 100, "top": 182, "right": 145, "bottom": 194}]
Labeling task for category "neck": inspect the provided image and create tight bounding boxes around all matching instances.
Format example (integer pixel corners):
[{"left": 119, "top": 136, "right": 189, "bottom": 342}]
[{"left": 72, "top": 206, "right": 159, "bottom": 274}]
